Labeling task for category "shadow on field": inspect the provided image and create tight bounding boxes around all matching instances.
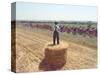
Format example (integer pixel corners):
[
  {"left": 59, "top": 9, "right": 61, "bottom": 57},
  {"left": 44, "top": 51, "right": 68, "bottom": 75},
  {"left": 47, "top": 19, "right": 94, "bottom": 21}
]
[{"left": 39, "top": 58, "right": 65, "bottom": 71}]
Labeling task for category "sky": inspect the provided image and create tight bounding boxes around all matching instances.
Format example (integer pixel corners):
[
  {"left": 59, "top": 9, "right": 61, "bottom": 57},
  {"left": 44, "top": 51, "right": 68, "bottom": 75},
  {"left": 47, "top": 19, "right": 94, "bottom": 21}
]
[{"left": 12, "top": 2, "right": 97, "bottom": 21}]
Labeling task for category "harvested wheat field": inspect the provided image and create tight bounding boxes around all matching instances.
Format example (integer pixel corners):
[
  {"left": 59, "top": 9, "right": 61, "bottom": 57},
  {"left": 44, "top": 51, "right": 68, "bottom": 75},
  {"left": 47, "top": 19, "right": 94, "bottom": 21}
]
[{"left": 15, "top": 26, "right": 97, "bottom": 72}]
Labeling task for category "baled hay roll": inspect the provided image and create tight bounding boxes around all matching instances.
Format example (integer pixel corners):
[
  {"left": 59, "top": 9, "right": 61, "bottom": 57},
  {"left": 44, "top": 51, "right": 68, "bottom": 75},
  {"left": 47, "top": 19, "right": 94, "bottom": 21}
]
[{"left": 44, "top": 42, "right": 68, "bottom": 69}]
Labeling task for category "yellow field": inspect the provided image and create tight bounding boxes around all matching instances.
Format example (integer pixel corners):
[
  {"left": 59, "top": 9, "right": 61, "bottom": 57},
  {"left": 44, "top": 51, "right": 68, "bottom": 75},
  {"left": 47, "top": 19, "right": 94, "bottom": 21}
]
[{"left": 15, "top": 26, "right": 97, "bottom": 72}]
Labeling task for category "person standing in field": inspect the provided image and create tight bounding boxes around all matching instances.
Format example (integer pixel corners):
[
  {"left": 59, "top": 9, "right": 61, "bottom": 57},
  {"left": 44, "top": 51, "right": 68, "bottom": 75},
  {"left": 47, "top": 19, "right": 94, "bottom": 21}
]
[{"left": 53, "top": 22, "right": 60, "bottom": 45}]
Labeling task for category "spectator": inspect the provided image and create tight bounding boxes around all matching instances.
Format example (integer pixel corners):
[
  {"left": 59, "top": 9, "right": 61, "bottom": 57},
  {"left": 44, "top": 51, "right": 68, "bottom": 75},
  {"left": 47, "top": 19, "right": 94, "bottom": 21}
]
[{"left": 53, "top": 22, "right": 60, "bottom": 45}]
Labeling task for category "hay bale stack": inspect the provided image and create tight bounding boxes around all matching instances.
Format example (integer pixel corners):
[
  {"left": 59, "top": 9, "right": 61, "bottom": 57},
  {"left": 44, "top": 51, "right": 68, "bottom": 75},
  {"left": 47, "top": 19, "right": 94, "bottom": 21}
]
[{"left": 44, "top": 42, "right": 68, "bottom": 70}]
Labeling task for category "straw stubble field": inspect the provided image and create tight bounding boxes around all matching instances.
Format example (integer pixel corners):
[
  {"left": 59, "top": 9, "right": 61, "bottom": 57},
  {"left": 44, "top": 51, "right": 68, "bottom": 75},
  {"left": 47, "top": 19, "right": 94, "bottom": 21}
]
[{"left": 15, "top": 26, "right": 97, "bottom": 72}]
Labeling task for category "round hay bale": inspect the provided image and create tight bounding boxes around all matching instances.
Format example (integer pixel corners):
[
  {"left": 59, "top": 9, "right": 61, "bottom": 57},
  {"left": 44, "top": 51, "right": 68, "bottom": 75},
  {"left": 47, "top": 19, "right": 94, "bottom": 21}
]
[{"left": 44, "top": 42, "right": 68, "bottom": 70}]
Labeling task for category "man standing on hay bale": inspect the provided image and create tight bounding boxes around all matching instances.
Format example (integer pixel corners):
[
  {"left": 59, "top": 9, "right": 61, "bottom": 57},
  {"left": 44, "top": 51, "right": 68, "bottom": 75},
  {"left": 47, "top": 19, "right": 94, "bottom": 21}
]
[{"left": 53, "top": 22, "right": 60, "bottom": 45}]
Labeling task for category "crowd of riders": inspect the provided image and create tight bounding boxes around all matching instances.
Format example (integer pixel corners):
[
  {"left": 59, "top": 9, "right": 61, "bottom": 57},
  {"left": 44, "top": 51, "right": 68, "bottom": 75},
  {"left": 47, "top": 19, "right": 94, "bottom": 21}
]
[{"left": 23, "top": 23, "right": 97, "bottom": 38}]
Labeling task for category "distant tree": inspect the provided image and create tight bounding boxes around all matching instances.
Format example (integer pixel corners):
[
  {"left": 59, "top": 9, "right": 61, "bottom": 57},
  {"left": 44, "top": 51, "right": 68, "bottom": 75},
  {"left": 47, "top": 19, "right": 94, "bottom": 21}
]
[{"left": 87, "top": 21, "right": 92, "bottom": 29}]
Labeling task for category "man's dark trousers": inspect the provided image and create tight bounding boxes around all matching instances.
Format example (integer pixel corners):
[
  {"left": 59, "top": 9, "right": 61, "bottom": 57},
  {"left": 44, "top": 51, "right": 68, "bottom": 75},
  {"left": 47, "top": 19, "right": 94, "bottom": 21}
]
[{"left": 53, "top": 30, "right": 59, "bottom": 45}]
